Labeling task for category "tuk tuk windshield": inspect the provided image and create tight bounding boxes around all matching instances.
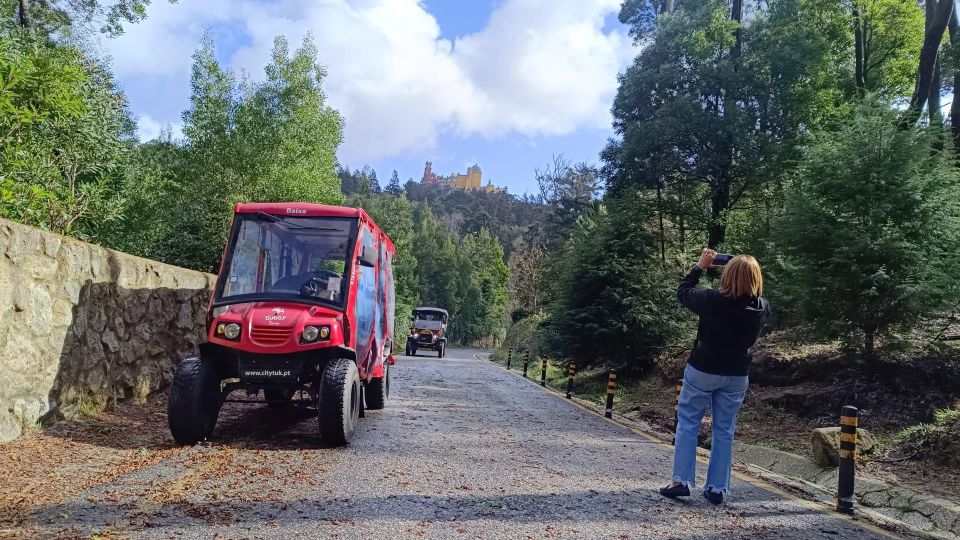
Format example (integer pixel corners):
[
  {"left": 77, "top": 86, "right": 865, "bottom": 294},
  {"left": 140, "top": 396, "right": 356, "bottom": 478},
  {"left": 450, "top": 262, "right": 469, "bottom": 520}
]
[{"left": 216, "top": 214, "right": 356, "bottom": 307}]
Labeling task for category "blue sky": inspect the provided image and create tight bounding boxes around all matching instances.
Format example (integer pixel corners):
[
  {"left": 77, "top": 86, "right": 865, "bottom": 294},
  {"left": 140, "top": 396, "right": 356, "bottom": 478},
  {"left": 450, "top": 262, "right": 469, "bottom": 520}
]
[{"left": 104, "top": 0, "right": 635, "bottom": 196}]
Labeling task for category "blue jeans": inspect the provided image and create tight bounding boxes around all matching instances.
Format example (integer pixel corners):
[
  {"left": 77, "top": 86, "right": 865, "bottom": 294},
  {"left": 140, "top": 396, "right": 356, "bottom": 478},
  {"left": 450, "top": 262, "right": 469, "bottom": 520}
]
[{"left": 672, "top": 364, "right": 748, "bottom": 494}]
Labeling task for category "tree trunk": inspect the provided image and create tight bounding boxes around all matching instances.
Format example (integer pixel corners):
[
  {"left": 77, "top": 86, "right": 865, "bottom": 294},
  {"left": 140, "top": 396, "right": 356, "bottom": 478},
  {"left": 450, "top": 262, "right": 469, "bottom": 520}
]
[
  {"left": 708, "top": 177, "right": 730, "bottom": 249},
  {"left": 18, "top": 0, "right": 32, "bottom": 28},
  {"left": 656, "top": 181, "right": 666, "bottom": 262},
  {"left": 731, "top": 0, "right": 743, "bottom": 65},
  {"left": 949, "top": 9, "right": 960, "bottom": 151},
  {"left": 901, "top": 0, "right": 954, "bottom": 127},
  {"left": 661, "top": 0, "right": 676, "bottom": 14},
  {"left": 929, "top": 57, "right": 943, "bottom": 125},
  {"left": 854, "top": 3, "right": 866, "bottom": 94}
]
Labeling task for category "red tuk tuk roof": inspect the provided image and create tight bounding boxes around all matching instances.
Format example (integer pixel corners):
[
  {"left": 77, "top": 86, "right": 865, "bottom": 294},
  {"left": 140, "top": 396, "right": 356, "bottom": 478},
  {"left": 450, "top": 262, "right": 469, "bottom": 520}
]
[{"left": 235, "top": 202, "right": 395, "bottom": 253}]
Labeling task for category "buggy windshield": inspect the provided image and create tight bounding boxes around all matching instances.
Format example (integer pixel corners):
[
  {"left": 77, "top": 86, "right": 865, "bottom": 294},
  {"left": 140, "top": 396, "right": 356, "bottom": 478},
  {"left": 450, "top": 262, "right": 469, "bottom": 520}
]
[
  {"left": 413, "top": 310, "right": 447, "bottom": 330},
  {"left": 215, "top": 214, "right": 356, "bottom": 307}
]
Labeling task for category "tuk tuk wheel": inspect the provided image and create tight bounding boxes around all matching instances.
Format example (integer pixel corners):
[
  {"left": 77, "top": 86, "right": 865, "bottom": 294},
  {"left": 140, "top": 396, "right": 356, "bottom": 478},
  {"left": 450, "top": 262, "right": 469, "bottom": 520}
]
[
  {"left": 366, "top": 361, "right": 390, "bottom": 410},
  {"left": 318, "top": 358, "right": 361, "bottom": 446},
  {"left": 168, "top": 357, "right": 222, "bottom": 445}
]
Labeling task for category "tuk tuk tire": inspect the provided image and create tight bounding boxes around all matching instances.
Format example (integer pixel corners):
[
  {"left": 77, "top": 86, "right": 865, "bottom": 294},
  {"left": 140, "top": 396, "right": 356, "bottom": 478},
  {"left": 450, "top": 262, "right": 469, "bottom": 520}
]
[
  {"left": 168, "top": 357, "right": 222, "bottom": 445},
  {"left": 366, "top": 361, "right": 390, "bottom": 410},
  {"left": 318, "top": 358, "right": 361, "bottom": 446},
  {"left": 264, "top": 388, "right": 294, "bottom": 407}
]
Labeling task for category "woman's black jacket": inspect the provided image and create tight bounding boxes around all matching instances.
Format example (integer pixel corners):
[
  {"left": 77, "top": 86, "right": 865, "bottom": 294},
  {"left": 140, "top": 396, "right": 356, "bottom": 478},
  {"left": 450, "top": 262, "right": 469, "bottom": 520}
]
[{"left": 677, "top": 265, "right": 771, "bottom": 376}]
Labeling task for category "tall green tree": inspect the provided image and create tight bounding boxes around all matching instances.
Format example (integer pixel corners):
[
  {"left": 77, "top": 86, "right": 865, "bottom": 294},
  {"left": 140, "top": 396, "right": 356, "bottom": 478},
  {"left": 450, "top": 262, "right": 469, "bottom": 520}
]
[
  {"left": 777, "top": 102, "right": 960, "bottom": 355},
  {"left": 113, "top": 34, "right": 344, "bottom": 271},
  {"left": 14, "top": 0, "right": 174, "bottom": 37},
  {"left": 604, "top": 0, "right": 848, "bottom": 250},
  {"left": 0, "top": 30, "right": 133, "bottom": 240},
  {"left": 544, "top": 196, "right": 687, "bottom": 372}
]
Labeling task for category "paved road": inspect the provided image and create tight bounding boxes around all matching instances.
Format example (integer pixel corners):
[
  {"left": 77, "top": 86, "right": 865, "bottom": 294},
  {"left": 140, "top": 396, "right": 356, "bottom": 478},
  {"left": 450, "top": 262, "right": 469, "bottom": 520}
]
[{"left": 22, "top": 348, "right": 889, "bottom": 539}]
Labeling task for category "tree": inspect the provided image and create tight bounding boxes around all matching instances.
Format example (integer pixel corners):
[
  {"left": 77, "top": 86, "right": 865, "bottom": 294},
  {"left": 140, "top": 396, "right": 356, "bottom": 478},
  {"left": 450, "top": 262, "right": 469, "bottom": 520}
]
[
  {"left": 851, "top": 0, "right": 924, "bottom": 98},
  {"left": 544, "top": 196, "right": 686, "bottom": 372},
  {"left": 900, "top": 0, "right": 954, "bottom": 126},
  {"left": 386, "top": 169, "right": 403, "bottom": 196},
  {"left": 507, "top": 243, "right": 548, "bottom": 319},
  {"left": 456, "top": 228, "right": 510, "bottom": 344},
  {"left": 534, "top": 155, "right": 600, "bottom": 248},
  {"left": 15, "top": 0, "right": 174, "bottom": 37},
  {"left": 603, "top": 0, "right": 849, "bottom": 250},
  {"left": 777, "top": 102, "right": 960, "bottom": 355},
  {"left": 0, "top": 31, "right": 133, "bottom": 240},
  {"left": 113, "top": 34, "right": 344, "bottom": 271}
]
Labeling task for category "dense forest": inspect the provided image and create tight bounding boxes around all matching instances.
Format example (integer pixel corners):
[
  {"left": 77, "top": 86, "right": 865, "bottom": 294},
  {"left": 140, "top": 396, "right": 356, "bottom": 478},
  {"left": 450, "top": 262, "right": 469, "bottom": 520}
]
[{"left": 7, "top": 0, "right": 960, "bottom": 370}]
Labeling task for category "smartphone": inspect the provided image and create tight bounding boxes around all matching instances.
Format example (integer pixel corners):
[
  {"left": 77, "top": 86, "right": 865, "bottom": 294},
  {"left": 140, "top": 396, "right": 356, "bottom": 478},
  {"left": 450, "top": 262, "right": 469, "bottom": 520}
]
[{"left": 714, "top": 253, "right": 734, "bottom": 265}]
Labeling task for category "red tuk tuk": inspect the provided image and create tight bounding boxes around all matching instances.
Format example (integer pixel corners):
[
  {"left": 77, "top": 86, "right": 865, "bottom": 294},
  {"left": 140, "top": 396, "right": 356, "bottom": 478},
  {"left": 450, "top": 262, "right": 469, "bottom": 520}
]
[{"left": 168, "top": 202, "right": 396, "bottom": 446}]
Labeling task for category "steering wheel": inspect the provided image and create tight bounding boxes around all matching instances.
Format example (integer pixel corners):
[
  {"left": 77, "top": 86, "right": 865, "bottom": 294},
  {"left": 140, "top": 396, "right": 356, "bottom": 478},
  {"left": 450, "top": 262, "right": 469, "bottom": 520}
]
[{"left": 299, "top": 270, "right": 343, "bottom": 299}]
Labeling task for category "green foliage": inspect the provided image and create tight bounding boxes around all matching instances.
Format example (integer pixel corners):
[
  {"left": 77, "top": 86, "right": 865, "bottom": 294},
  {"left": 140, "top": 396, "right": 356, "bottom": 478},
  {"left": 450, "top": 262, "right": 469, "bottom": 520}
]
[
  {"left": 108, "top": 34, "right": 344, "bottom": 271},
  {"left": 454, "top": 228, "right": 510, "bottom": 344},
  {"left": 15, "top": 0, "right": 174, "bottom": 37},
  {"left": 853, "top": 0, "right": 924, "bottom": 98},
  {"left": 0, "top": 30, "right": 131, "bottom": 241},
  {"left": 896, "top": 404, "right": 960, "bottom": 465},
  {"left": 776, "top": 102, "right": 960, "bottom": 354},
  {"left": 543, "top": 195, "right": 689, "bottom": 373}
]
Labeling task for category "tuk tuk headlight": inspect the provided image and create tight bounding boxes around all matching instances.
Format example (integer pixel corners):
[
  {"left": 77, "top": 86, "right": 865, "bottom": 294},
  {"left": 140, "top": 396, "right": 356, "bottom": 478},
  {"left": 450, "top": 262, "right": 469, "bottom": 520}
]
[
  {"left": 223, "top": 323, "right": 241, "bottom": 340},
  {"left": 303, "top": 325, "right": 331, "bottom": 343}
]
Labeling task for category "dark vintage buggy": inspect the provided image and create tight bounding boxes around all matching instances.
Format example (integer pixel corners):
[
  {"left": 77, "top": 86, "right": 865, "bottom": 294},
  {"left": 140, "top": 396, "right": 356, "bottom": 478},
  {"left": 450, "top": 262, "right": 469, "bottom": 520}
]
[{"left": 405, "top": 307, "right": 448, "bottom": 358}]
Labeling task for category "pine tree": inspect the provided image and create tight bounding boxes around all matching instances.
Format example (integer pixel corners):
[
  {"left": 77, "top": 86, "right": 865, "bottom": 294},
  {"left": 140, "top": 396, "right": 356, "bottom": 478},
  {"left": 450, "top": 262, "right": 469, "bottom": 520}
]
[{"left": 777, "top": 102, "right": 960, "bottom": 355}]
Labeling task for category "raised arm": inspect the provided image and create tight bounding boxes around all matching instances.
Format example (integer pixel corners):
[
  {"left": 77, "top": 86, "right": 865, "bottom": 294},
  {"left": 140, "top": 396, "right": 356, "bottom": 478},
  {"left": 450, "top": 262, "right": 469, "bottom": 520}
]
[{"left": 677, "top": 265, "right": 711, "bottom": 315}]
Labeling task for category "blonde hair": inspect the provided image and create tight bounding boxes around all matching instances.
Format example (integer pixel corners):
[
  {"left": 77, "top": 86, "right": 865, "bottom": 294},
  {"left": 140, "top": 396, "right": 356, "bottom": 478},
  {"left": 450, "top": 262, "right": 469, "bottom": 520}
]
[{"left": 719, "top": 255, "right": 763, "bottom": 299}]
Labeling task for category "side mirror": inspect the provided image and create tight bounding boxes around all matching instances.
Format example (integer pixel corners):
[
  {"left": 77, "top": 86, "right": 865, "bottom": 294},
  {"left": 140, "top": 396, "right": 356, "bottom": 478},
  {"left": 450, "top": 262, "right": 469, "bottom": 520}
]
[{"left": 359, "top": 245, "right": 377, "bottom": 267}]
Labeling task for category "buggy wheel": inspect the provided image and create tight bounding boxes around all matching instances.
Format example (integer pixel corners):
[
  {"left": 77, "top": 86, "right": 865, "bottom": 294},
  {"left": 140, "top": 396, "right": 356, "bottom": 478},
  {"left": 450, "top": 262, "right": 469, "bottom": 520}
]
[
  {"left": 168, "top": 357, "right": 222, "bottom": 445},
  {"left": 318, "top": 358, "right": 361, "bottom": 446},
  {"left": 264, "top": 388, "right": 295, "bottom": 407},
  {"left": 366, "top": 361, "right": 390, "bottom": 410}
]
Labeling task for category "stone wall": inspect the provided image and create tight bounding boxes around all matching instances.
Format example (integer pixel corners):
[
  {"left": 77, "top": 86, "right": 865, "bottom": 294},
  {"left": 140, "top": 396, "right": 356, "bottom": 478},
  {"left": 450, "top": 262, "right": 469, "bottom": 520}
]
[{"left": 0, "top": 218, "right": 215, "bottom": 442}]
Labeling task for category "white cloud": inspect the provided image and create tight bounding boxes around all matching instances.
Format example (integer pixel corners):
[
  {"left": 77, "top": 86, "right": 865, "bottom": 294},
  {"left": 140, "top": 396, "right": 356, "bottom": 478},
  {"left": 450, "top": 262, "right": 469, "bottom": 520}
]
[
  {"left": 136, "top": 114, "right": 183, "bottom": 142},
  {"left": 104, "top": 0, "right": 633, "bottom": 163}
]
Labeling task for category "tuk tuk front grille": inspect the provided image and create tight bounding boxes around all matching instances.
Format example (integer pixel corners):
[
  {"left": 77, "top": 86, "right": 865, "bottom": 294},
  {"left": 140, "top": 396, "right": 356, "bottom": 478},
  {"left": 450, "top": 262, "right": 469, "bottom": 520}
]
[{"left": 250, "top": 326, "right": 293, "bottom": 346}]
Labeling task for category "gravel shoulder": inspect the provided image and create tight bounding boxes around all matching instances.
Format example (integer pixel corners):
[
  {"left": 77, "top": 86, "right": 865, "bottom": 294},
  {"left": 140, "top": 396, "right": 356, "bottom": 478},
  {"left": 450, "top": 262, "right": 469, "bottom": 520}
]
[{"left": 1, "top": 348, "right": 894, "bottom": 539}]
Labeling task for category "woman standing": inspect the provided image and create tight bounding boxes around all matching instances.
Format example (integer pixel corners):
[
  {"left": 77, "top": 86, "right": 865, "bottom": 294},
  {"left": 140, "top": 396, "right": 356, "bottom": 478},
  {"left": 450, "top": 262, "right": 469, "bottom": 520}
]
[{"left": 660, "top": 248, "right": 770, "bottom": 505}]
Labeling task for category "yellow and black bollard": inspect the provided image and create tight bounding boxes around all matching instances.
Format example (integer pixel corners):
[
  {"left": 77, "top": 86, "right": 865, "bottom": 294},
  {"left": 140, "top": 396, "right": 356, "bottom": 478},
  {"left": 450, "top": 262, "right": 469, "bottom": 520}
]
[
  {"left": 605, "top": 369, "right": 617, "bottom": 418},
  {"left": 672, "top": 378, "right": 682, "bottom": 446},
  {"left": 507, "top": 348, "right": 513, "bottom": 371},
  {"left": 566, "top": 363, "right": 576, "bottom": 399},
  {"left": 836, "top": 406, "right": 859, "bottom": 515},
  {"left": 540, "top": 356, "right": 548, "bottom": 386},
  {"left": 523, "top": 351, "right": 530, "bottom": 378}
]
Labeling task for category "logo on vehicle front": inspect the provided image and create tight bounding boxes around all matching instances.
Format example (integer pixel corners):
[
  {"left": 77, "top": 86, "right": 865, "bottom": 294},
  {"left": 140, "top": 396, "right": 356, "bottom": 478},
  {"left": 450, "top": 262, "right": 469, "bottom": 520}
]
[{"left": 286, "top": 208, "right": 306, "bottom": 214}]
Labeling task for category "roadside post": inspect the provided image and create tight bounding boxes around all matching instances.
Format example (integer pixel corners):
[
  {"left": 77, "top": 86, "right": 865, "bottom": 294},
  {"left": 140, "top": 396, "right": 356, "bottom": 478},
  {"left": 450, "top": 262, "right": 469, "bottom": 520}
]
[
  {"left": 672, "top": 379, "right": 682, "bottom": 445},
  {"left": 605, "top": 369, "right": 617, "bottom": 418},
  {"left": 566, "top": 363, "right": 576, "bottom": 399},
  {"left": 836, "top": 406, "right": 859, "bottom": 515},
  {"left": 507, "top": 348, "right": 513, "bottom": 370},
  {"left": 523, "top": 351, "right": 530, "bottom": 378},
  {"left": 540, "top": 356, "right": 548, "bottom": 386}
]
